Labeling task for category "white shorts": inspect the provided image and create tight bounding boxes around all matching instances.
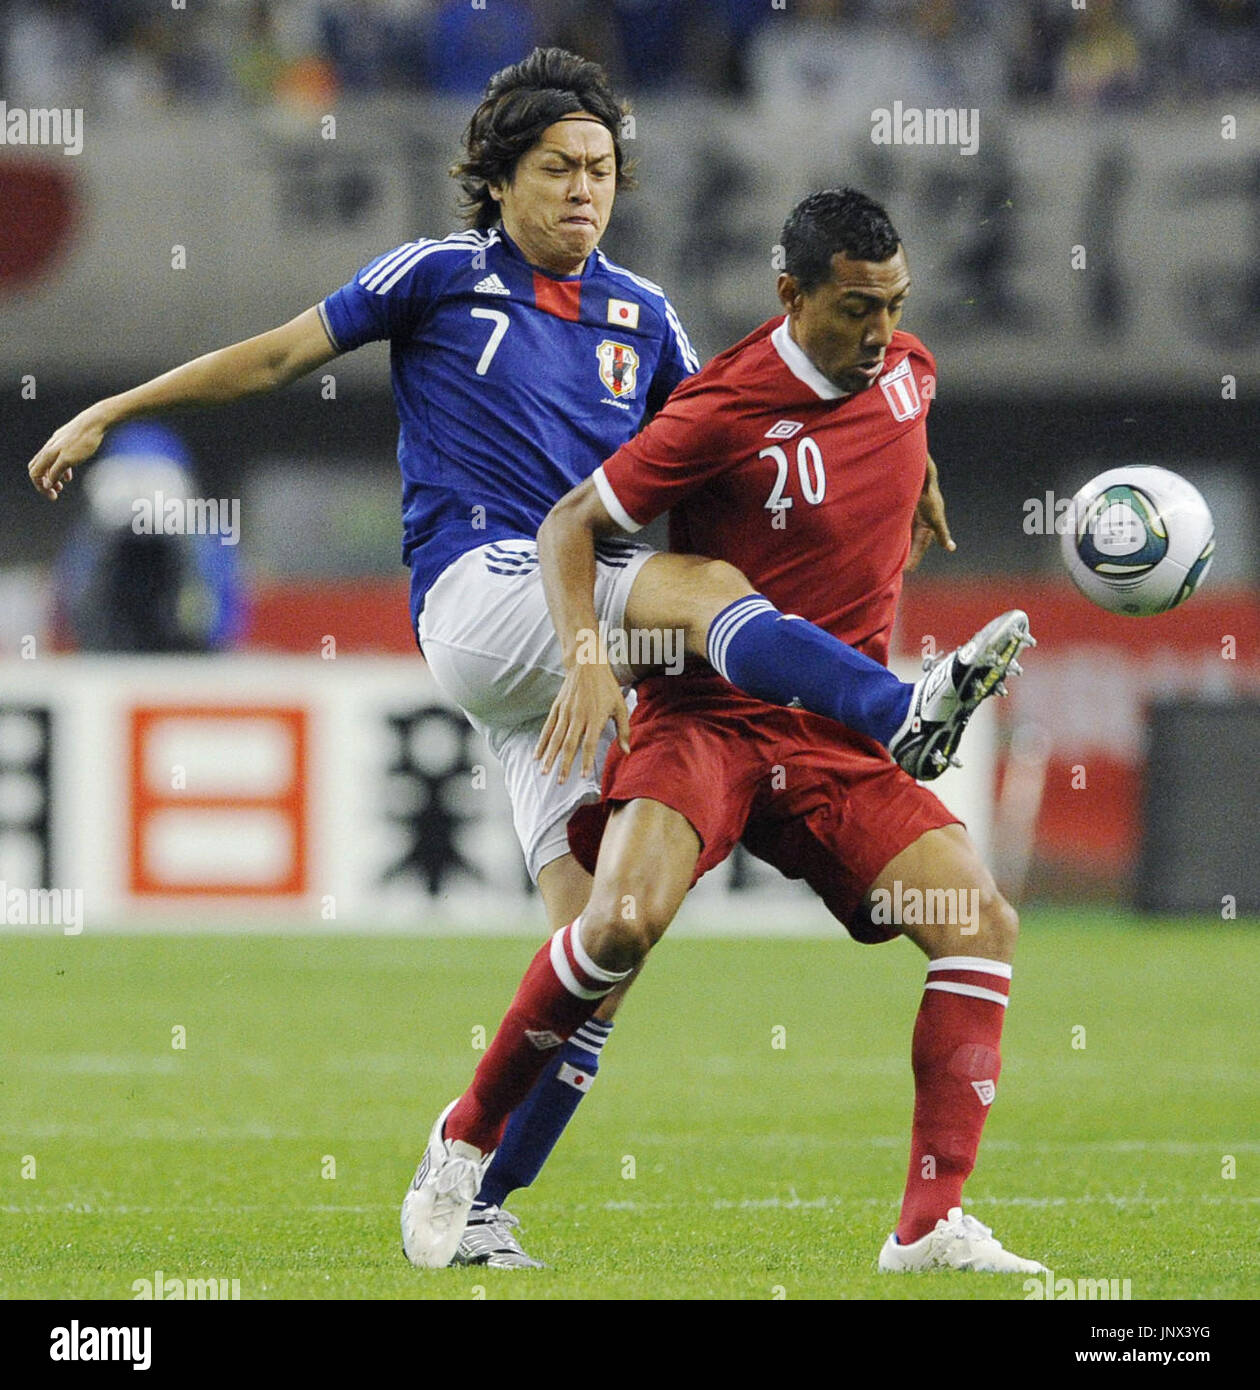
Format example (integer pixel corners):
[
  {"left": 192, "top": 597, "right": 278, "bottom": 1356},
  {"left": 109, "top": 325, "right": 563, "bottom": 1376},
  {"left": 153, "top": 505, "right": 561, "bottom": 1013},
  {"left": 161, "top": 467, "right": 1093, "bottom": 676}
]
[{"left": 417, "top": 537, "right": 655, "bottom": 881}]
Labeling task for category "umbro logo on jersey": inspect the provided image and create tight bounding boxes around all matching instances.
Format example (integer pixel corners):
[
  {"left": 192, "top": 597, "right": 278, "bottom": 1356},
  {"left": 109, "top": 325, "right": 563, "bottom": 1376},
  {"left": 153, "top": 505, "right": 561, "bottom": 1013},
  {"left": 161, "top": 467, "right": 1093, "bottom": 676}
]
[
  {"left": 765, "top": 419, "right": 804, "bottom": 439},
  {"left": 474, "top": 273, "right": 511, "bottom": 295},
  {"left": 971, "top": 1079, "right": 997, "bottom": 1106},
  {"left": 525, "top": 1029, "right": 564, "bottom": 1050}
]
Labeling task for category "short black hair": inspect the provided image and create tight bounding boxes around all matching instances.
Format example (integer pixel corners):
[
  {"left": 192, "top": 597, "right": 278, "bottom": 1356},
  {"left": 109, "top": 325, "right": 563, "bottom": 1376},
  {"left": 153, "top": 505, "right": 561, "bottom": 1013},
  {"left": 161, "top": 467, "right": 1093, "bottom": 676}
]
[
  {"left": 781, "top": 188, "right": 901, "bottom": 294},
  {"left": 451, "top": 47, "right": 635, "bottom": 230}
]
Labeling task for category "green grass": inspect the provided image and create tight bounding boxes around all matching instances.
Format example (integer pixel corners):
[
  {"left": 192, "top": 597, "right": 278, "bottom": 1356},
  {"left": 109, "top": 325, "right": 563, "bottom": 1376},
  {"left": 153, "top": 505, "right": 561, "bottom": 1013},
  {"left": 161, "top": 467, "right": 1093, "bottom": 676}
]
[{"left": 1, "top": 910, "right": 1257, "bottom": 1300}]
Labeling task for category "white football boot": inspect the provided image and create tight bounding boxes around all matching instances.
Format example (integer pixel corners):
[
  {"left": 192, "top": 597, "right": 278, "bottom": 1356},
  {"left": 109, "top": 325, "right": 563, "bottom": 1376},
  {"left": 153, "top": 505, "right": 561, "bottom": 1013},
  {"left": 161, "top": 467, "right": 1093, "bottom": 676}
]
[
  {"left": 889, "top": 610, "right": 1036, "bottom": 781},
  {"left": 401, "top": 1100, "right": 495, "bottom": 1269},
  {"left": 878, "top": 1206, "right": 1048, "bottom": 1274},
  {"left": 453, "top": 1205, "right": 545, "bottom": 1270}
]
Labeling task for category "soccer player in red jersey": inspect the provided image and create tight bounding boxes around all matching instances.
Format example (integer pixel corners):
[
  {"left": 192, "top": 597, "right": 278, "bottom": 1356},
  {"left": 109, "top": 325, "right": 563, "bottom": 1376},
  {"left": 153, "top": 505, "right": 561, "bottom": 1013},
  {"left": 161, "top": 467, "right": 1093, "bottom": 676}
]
[{"left": 404, "top": 187, "right": 1044, "bottom": 1274}]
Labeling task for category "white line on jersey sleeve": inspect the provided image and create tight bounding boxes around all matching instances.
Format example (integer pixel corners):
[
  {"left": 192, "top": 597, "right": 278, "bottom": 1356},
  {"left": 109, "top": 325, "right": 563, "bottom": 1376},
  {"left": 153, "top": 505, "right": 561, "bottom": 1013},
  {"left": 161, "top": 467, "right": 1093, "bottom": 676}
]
[
  {"left": 592, "top": 465, "right": 643, "bottom": 534},
  {"left": 595, "top": 252, "right": 701, "bottom": 373},
  {"left": 316, "top": 300, "right": 342, "bottom": 352},
  {"left": 362, "top": 230, "right": 497, "bottom": 295}
]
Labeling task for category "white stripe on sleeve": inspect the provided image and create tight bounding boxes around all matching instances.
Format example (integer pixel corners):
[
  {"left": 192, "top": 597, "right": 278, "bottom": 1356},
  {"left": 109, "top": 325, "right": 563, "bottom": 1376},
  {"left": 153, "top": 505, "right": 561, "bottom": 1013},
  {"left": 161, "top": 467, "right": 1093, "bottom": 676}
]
[
  {"left": 592, "top": 465, "right": 643, "bottom": 534},
  {"left": 316, "top": 300, "right": 341, "bottom": 352}
]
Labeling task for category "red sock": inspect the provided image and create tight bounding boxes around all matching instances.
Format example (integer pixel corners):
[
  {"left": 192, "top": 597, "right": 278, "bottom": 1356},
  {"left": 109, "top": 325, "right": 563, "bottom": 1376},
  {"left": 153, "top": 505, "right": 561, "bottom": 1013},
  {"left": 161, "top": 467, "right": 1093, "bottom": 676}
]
[
  {"left": 445, "top": 919, "right": 628, "bottom": 1154},
  {"left": 895, "top": 956, "right": 1011, "bottom": 1245}
]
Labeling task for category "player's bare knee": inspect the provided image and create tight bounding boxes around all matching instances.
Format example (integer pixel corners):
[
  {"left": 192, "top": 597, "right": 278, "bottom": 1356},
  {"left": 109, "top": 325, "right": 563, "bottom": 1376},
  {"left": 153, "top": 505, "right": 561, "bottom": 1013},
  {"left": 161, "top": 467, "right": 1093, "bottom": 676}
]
[
  {"left": 684, "top": 559, "right": 755, "bottom": 654},
  {"left": 692, "top": 558, "right": 753, "bottom": 605},
  {"left": 580, "top": 916, "right": 653, "bottom": 975},
  {"left": 619, "top": 881, "right": 678, "bottom": 948},
  {"left": 695, "top": 558, "right": 753, "bottom": 611},
  {"left": 974, "top": 891, "right": 1019, "bottom": 960},
  {"left": 579, "top": 889, "right": 669, "bottom": 974}
]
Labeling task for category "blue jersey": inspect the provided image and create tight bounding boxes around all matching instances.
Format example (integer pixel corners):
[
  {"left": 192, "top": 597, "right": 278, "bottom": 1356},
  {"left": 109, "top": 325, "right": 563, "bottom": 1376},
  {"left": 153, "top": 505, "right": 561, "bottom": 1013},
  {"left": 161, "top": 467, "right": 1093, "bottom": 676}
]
[{"left": 319, "top": 226, "right": 699, "bottom": 627}]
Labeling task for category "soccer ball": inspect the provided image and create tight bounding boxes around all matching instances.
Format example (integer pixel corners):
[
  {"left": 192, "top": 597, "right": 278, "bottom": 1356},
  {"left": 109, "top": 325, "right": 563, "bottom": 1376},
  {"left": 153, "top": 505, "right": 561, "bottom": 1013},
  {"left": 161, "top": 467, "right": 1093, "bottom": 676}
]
[{"left": 1060, "top": 466, "right": 1215, "bottom": 616}]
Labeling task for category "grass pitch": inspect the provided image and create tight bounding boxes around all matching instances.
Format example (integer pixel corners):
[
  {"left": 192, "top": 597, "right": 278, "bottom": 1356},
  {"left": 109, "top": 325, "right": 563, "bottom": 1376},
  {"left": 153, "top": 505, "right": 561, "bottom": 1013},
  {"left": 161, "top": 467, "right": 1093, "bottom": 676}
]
[{"left": 1, "top": 910, "right": 1257, "bottom": 1301}]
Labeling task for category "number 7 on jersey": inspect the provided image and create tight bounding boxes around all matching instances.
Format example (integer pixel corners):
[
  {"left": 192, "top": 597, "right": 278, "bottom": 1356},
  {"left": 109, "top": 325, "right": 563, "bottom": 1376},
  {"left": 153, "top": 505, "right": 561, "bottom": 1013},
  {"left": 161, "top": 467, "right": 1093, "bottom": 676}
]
[{"left": 470, "top": 307, "right": 511, "bottom": 376}]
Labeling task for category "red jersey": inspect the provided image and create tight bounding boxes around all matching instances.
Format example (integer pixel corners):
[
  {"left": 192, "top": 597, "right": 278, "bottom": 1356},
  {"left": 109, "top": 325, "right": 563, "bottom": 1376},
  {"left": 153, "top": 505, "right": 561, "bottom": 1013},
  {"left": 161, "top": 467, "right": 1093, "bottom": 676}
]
[{"left": 594, "top": 317, "right": 935, "bottom": 664}]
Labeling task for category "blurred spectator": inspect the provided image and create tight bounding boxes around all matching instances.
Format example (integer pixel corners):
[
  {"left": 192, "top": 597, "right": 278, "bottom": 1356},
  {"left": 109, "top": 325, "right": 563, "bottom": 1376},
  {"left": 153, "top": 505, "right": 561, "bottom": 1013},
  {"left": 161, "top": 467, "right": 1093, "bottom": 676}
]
[
  {"left": 95, "top": 15, "right": 171, "bottom": 115},
  {"left": 233, "top": 0, "right": 288, "bottom": 104},
  {"left": 748, "top": 0, "right": 1004, "bottom": 112},
  {"left": 425, "top": 0, "right": 537, "bottom": 95},
  {"left": 712, "top": 0, "right": 780, "bottom": 94},
  {"left": 1008, "top": 1, "right": 1071, "bottom": 101},
  {"left": 163, "top": 8, "right": 231, "bottom": 103},
  {"left": 54, "top": 424, "right": 245, "bottom": 654},
  {"left": 604, "top": 0, "right": 716, "bottom": 93},
  {"left": 319, "top": 0, "right": 405, "bottom": 92},
  {"left": 536, "top": 0, "right": 622, "bottom": 88},
  {"left": 908, "top": 0, "right": 1008, "bottom": 105},
  {"left": 1179, "top": 0, "right": 1260, "bottom": 95},
  {"left": 1058, "top": 0, "right": 1146, "bottom": 107},
  {"left": 3, "top": 0, "right": 99, "bottom": 107},
  {"left": 3, "top": 0, "right": 1258, "bottom": 109}
]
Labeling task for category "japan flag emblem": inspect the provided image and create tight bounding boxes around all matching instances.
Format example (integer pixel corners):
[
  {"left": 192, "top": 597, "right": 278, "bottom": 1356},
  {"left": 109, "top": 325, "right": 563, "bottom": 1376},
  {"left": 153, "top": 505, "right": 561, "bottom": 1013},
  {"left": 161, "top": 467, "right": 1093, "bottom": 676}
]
[
  {"left": 878, "top": 356, "right": 923, "bottom": 422},
  {"left": 607, "top": 297, "right": 640, "bottom": 329}
]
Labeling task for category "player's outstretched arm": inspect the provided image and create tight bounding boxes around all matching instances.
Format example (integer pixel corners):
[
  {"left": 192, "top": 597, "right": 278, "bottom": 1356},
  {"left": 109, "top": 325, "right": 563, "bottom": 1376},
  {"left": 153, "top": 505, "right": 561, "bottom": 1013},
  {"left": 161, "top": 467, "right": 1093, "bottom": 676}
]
[
  {"left": 535, "top": 477, "right": 632, "bottom": 784},
  {"left": 27, "top": 307, "right": 339, "bottom": 500}
]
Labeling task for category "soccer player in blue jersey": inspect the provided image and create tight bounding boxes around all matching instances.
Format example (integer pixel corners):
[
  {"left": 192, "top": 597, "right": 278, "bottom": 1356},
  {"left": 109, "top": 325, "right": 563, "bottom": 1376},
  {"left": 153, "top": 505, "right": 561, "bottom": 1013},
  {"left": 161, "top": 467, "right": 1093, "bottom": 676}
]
[{"left": 28, "top": 49, "right": 1015, "bottom": 1270}]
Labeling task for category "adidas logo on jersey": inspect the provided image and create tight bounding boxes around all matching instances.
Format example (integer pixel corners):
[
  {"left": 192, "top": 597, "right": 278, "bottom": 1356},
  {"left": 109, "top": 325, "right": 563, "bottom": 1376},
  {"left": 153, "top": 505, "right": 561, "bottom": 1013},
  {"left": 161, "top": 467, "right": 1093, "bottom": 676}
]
[{"left": 474, "top": 273, "right": 511, "bottom": 296}]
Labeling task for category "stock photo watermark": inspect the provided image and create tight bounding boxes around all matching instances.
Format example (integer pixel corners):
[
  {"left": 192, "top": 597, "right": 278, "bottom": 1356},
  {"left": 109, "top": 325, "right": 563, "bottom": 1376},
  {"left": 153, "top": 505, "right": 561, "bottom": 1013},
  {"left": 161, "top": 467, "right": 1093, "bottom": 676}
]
[
  {"left": 1024, "top": 1269, "right": 1132, "bottom": 1300},
  {"left": 870, "top": 102, "right": 979, "bottom": 157},
  {"left": 1, "top": 883, "right": 82, "bottom": 935},
  {"left": 0, "top": 102, "right": 83, "bottom": 156},
  {"left": 131, "top": 492, "right": 241, "bottom": 546},
  {"left": 132, "top": 1269, "right": 241, "bottom": 1300},
  {"left": 574, "top": 623, "right": 685, "bottom": 676},
  {"left": 50, "top": 1323, "right": 150, "bottom": 1370},
  {"left": 868, "top": 880, "right": 981, "bottom": 933}
]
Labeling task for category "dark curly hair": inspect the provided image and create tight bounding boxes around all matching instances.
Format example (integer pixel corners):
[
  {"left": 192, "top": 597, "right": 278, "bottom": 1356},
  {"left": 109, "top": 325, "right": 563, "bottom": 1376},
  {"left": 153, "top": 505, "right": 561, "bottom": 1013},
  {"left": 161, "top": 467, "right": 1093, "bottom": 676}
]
[
  {"left": 782, "top": 188, "right": 902, "bottom": 293},
  {"left": 451, "top": 47, "right": 635, "bottom": 230}
]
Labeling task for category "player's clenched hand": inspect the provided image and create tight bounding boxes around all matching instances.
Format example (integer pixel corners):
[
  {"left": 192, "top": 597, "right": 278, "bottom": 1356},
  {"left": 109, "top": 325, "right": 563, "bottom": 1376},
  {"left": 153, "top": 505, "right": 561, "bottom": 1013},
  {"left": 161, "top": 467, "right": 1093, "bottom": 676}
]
[
  {"left": 535, "top": 661, "right": 630, "bottom": 786},
  {"left": 27, "top": 406, "right": 110, "bottom": 501},
  {"left": 906, "top": 454, "right": 955, "bottom": 571}
]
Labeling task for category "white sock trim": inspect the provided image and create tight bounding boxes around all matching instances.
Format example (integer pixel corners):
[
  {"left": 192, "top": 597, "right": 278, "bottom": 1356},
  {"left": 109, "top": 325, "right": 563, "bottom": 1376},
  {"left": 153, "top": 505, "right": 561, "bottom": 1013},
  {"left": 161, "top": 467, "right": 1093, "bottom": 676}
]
[
  {"left": 548, "top": 925, "right": 606, "bottom": 1001},
  {"left": 928, "top": 956, "right": 1013, "bottom": 979},
  {"left": 571, "top": 1023, "right": 612, "bottom": 1054},
  {"left": 924, "top": 980, "right": 1009, "bottom": 1007},
  {"left": 547, "top": 920, "right": 629, "bottom": 1002}
]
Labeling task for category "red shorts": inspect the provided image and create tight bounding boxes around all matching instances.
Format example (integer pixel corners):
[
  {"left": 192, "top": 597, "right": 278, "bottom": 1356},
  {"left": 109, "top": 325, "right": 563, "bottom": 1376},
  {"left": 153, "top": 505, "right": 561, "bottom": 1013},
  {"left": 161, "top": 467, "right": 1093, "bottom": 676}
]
[{"left": 567, "top": 671, "right": 961, "bottom": 943}]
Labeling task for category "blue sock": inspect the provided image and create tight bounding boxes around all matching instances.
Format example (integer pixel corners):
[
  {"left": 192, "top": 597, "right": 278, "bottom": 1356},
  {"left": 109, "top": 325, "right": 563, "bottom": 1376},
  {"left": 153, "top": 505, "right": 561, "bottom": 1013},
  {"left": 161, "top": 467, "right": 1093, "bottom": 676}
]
[
  {"left": 708, "top": 594, "right": 912, "bottom": 745},
  {"left": 475, "top": 1017, "right": 613, "bottom": 1210}
]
